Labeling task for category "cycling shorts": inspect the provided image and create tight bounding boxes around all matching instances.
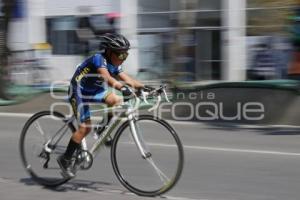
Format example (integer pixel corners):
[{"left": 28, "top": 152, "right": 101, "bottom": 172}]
[{"left": 69, "top": 88, "right": 109, "bottom": 123}]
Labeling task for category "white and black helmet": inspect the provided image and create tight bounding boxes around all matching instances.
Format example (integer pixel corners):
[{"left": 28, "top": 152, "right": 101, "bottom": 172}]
[{"left": 100, "top": 33, "right": 130, "bottom": 51}]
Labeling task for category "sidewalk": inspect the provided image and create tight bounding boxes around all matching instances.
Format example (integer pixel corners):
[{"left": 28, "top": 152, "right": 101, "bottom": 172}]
[{"left": 0, "top": 84, "right": 68, "bottom": 106}]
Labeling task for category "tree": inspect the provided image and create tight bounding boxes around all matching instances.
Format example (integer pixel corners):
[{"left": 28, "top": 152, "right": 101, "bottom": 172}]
[{"left": 0, "top": 0, "right": 16, "bottom": 99}]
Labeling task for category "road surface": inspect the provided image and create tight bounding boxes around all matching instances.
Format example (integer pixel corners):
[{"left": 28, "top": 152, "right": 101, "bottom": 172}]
[{"left": 1, "top": 113, "right": 300, "bottom": 200}]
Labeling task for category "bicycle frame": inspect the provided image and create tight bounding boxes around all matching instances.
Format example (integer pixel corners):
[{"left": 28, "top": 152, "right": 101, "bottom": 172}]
[
  {"left": 88, "top": 112, "right": 123, "bottom": 157},
  {"left": 61, "top": 97, "right": 146, "bottom": 161},
  {"left": 47, "top": 86, "right": 168, "bottom": 163}
]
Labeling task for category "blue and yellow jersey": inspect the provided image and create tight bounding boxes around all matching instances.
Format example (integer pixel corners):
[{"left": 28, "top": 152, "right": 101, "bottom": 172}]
[{"left": 70, "top": 53, "right": 123, "bottom": 94}]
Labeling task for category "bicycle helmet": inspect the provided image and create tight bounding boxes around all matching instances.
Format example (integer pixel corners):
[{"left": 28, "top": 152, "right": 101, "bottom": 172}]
[{"left": 100, "top": 33, "right": 130, "bottom": 51}]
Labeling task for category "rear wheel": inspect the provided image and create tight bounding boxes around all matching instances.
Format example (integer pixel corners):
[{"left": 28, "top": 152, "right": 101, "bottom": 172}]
[{"left": 19, "top": 111, "right": 76, "bottom": 187}]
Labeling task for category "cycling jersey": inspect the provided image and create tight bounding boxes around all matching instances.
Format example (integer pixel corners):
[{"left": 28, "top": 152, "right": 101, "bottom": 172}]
[
  {"left": 69, "top": 53, "right": 123, "bottom": 123},
  {"left": 70, "top": 53, "right": 123, "bottom": 95}
]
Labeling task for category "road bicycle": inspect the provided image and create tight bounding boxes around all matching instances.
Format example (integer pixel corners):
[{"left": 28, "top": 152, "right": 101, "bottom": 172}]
[{"left": 19, "top": 85, "right": 184, "bottom": 197}]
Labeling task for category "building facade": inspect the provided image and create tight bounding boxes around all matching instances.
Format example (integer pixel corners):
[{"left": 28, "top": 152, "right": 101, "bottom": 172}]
[{"left": 8, "top": 0, "right": 248, "bottom": 82}]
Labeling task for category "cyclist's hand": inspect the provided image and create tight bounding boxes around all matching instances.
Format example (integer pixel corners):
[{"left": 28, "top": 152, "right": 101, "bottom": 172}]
[
  {"left": 121, "top": 85, "right": 134, "bottom": 101},
  {"left": 142, "top": 85, "right": 155, "bottom": 93}
]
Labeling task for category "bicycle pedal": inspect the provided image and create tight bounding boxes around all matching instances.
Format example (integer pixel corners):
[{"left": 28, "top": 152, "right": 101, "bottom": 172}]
[
  {"left": 104, "top": 139, "right": 113, "bottom": 147},
  {"left": 75, "top": 150, "right": 93, "bottom": 170}
]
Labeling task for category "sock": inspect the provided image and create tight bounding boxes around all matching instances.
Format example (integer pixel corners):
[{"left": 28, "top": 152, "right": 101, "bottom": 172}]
[
  {"left": 64, "top": 139, "right": 81, "bottom": 160},
  {"left": 101, "top": 113, "right": 113, "bottom": 126},
  {"left": 106, "top": 113, "right": 113, "bottom": 125}
]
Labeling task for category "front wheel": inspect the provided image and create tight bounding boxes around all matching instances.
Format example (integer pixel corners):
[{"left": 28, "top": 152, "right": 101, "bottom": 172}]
[{"left": 111, "top": 115, "right": 184, "bottom": 196}]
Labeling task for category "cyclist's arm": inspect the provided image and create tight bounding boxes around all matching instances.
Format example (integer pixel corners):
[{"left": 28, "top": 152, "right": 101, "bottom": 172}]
[
  {"left": 118, "top": 72, "right": 144, "bottom": 89},
  {"left": 97, "top": 68, "right": 123, "bottom": 89}
]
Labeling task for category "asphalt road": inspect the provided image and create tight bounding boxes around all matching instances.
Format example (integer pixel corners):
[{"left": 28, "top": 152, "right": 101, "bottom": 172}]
[{"left": 1, "top": 114, "right": 300, "bottom": 200}]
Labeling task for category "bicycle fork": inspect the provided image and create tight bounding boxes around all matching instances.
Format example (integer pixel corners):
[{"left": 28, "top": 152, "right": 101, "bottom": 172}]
[
  {"left": 128, "top": 115, "right": 171, "bottom": 184},
  {"left": 128, "top": 115, "right": 151, "bottom": 159}
]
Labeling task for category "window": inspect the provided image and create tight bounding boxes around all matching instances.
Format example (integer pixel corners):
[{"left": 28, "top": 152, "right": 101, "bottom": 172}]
[
  {"left": 46, "top": 16, "right": 81, "bottom": 55},
  {"left": 46, "top": 15, "right": 115, "bottom": 55}
]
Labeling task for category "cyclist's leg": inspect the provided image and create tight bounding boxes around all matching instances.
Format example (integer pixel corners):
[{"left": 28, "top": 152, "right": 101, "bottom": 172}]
[
  {"left": 58, "top": 91, "right": 92, "bottom": 177},
  {"left": 104, "top": 92, "right": 122, "bottom": 106},
  {"left": 103, "top": 91, "right": 122, "bottom": 123},
  {"left": 92, "top": 90, "right": 121, "bottom": 146},
  {"left": 67, "top": 92, "right": 92, "bottom": 155},
  {"left": 92, "top": 89, "right": 121, "bottom": 120}
]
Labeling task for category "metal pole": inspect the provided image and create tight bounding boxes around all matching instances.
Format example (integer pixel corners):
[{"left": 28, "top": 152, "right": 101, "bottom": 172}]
[
  {"left": 222, "top": 0, "right": 247, "bottom": 81},
  {"left": 120, "top": 0, "right": 139, "bottom": 76}
]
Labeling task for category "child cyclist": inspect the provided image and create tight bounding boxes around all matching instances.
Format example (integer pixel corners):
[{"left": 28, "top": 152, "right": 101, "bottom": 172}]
[{"left": 57, "top": 33, "right": 154, "bottom": 178}]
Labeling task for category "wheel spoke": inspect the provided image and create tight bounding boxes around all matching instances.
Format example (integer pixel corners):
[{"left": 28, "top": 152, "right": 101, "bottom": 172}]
[
  {"left": 146, "top": 157, "right": 170, "bottom": 184},
  {"left": 33, "top": 120, "right": 48, "bottom": 142}
]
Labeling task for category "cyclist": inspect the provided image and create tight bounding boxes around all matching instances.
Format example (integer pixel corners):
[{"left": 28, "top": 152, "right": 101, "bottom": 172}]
[{"left": 57, "top": 33, "right": 153, "bottom": 178}]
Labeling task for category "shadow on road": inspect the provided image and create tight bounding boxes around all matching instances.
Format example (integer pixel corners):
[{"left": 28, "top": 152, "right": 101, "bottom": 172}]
[
  {"left": 19, "top": 178, "right": 125, "bottom": 194},
  {"left": 258, "top": 128, "right": 300, "bottom": 136},
  {"left": 202, "top": 122, "right": 300, "bottom": 136}
]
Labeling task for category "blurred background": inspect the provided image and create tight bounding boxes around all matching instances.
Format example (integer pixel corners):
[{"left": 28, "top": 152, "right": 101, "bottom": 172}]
[
  {"left": 1, "top": 0, "right": 300, "bottom": 99},
  {"left": 4, "top": 2, "right": 300, "bottom": 200}
]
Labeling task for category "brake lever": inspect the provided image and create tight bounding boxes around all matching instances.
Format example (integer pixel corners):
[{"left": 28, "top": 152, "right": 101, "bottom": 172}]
[
  {"left": 126, "top": 96, "right": 140, "bottom": 115},
  {"left": 148, "top": 95, "right": 161, "bottom": 112},
  {"left": 142, "top": 90, "right": 150, "bottom": 104},
  {"left": 163, "top": 88, "right": 170, "bottom": 102}
]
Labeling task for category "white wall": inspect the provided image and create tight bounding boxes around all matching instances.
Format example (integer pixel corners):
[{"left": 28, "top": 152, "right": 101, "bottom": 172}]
[
  {"left": 48, "top": 55, "right": 83, "bottom": 82},
  {"left": 9, "top": 0, "right": 140, "bottom": 83},
  {"left": 8, "top": 20, "right": 30, "bottom": 50},
  {"left": 45, "top": 0, "right": 115, "bottom": 16},
  {"left": 27, "top": 0, "right": 47, "bottom": 44}
]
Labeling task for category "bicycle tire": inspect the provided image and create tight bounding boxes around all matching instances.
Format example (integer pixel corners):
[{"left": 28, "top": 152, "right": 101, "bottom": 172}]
[
  {"left": 19, "top": 111, "right": 76, "bottom": 187},
  {"left": 111, "top": 115, "right": 184, "bottom": 196}
]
